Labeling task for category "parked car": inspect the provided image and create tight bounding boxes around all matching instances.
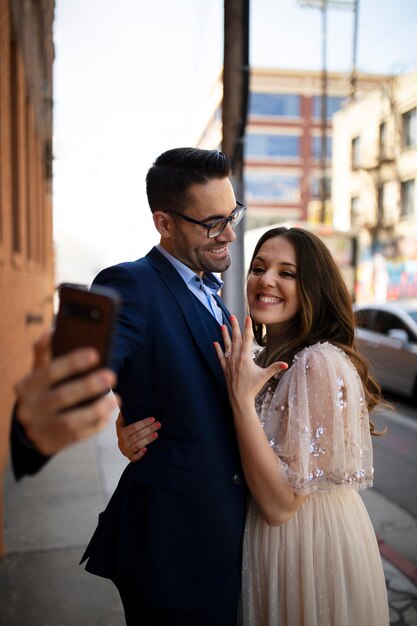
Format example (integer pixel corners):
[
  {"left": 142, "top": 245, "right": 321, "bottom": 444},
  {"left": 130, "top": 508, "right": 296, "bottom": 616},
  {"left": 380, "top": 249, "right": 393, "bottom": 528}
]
[{"left": 353, "top": 302, "right": 417, "bottom": 403}]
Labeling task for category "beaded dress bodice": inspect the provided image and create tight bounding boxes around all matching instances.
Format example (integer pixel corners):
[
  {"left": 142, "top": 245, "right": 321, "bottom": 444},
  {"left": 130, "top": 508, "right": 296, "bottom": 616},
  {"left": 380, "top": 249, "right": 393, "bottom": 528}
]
[{"left": 254, "top": 342, "right": 373, "bottom": 495}]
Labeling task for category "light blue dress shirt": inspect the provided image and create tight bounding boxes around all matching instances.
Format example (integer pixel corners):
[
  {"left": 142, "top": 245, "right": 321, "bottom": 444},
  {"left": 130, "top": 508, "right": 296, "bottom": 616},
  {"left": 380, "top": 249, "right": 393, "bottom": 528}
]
[{"left": 156, "top": 244, "right": 224, "bottom": 324}]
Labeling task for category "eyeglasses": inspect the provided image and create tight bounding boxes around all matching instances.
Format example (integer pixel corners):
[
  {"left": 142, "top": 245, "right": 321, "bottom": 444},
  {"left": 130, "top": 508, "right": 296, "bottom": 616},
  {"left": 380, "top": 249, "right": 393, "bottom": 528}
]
[{"left": 164, "top": 201, "right": 247, "bottom": 238}]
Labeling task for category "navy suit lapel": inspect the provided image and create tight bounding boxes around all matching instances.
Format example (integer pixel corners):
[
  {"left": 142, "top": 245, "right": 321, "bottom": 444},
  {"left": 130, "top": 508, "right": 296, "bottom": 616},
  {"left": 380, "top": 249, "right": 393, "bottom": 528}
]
[
  {"left": 213, "top": 294, "right": 232, "bottom": 332},
  {"left": 146, "top": 248, "right": 228, "bottom": 391}
]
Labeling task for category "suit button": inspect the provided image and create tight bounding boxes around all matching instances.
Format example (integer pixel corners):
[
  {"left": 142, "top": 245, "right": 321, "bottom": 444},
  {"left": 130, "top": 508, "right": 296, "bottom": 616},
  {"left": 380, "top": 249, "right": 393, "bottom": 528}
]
[{"left": 232, "top": 473, "right": 242, "bottom": 485}]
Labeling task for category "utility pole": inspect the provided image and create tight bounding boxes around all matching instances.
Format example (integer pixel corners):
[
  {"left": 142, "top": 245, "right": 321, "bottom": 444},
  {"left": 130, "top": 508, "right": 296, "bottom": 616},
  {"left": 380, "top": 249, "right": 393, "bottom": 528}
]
[
  {"left": 320, "top": 0, "right": 328, "bottom": 224},
  {"left": 350, "top": 0, "right": 359, "bottom": 102},
  {"left": 299, "top": 0, "right": 357, "bottom": 223},
  {"left": 221, "top": 0, "right": 250, "bottom": 324}
]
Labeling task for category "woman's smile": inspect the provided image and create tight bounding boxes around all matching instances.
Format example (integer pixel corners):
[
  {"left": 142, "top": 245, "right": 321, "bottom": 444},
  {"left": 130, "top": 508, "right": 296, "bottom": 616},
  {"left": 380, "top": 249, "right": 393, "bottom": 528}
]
[{"left": 247, "top": 236, "right": 299, "bottom": 328}]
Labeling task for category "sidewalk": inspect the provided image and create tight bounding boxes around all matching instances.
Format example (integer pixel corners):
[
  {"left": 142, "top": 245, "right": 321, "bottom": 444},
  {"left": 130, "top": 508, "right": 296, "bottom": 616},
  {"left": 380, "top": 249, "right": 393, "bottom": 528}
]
[
  {"left": 0, "top": 418, "right": 126, "bottom": 626},
  {"left": 1, "top": 415, "right": 417, "bottom": 626}
]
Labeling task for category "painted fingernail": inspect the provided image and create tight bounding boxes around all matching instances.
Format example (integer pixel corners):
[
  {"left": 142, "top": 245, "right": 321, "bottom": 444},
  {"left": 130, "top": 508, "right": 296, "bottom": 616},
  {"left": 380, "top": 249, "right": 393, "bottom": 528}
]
[{"left": 151, "top": 432, "right": 158, "bottom": 439}]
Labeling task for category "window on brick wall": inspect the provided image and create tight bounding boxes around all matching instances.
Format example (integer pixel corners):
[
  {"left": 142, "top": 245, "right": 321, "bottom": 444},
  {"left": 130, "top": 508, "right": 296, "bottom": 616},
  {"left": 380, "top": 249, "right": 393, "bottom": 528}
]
[
  {"left": 249, "top": 93, "right": 300, "bottom": 117},
  {"left": 0, "top": 81, "right": 2, "bottom": 249},
  {"left": 0, "top": 123, "right": 2, "bottom": 249},
  {"left": 245, "top": 173, "right": 300, "bottom": 202},
  {"left": 25, "top": 99, "right": 43, "bottom": 263},
  {"left": 25, "top": 98, "right": 33, "bottom": 260},
  {"left": 39, "top": 147, "right": 47, "bottom": 267},
  {"left": 0, "top": 207, "right": 2, "bottom": 254},
  {"left": 10, "top": 29, "right": 48, "bottom": 267},
  {"left": 312, "top": 96, "right": 345, "bottom": 119},
  {"left": 245, "top": 134, "right": 300, "bottom": 158},
  {"left": 312, "top": 136, "right": 332, "bottom": 160},
  {"left": 10, "top": 35, "right": 21, "bottom": 254},
  {"left": 310, "top": 175, "right": 331, "bottom": 199}
]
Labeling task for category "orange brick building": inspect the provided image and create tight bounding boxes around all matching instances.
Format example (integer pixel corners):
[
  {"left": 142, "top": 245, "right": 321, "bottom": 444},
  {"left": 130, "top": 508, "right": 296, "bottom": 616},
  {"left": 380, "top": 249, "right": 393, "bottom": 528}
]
[{"left": 0, "top": 0, "right": 54, "bottom": 554}]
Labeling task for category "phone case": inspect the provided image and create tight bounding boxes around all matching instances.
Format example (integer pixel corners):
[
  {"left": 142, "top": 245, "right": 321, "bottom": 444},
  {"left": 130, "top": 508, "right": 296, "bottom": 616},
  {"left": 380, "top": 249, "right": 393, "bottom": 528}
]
[{"left": 52, "top": 283, "right": 120, "bottom": 368}]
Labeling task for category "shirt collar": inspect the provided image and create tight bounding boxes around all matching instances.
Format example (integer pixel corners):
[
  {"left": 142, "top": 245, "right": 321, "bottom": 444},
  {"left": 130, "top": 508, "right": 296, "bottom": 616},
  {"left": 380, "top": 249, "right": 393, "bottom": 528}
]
[{"left": 156, "top": 244, "right": 224, "bottom": 294}]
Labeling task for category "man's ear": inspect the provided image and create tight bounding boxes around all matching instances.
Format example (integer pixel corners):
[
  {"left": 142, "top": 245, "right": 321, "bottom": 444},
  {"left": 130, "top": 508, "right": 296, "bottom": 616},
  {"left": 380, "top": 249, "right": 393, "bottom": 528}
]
[{"left": 153, "top": 211, "right": 174, "bottom": 238}]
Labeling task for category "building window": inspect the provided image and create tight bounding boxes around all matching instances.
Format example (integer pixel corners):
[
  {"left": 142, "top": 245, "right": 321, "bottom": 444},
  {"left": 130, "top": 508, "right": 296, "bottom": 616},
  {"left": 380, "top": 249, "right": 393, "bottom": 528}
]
[
  {"left": 245, "top": 134, "right": 300, "bottom": 159},
  {"left": 351, "top": 136, "right": 361, "bottom": 169},
  {"left": 400, "top": 179, "right": 415, "bottom": 218},
  {"left": 377, "top": 185, "right": 386, "bottom": 226},
  {"left": 402, "top": 108, "right": 416, "bottom": 148},
  {"left": 0, "top": 125, "right": 2, "bottom": 246},
  {"left": 245, "top": 174, "right": 300, "bottom": 202},
  {"left": 312, "top": 136, "right": 332, "bottom": 160},
  {"left": 312, "top": 96, "right": 345, "bottom": 119},
  {"left": 249, "top": 93, "right": 300, "bottom": 117},
  {"left": 10, "top": 35, "right": 22, "bottom": 254},
  {"left": 26, "top": 98, "right": 34, "bottom": 261},
  {"left": 310, "top": 175, "right": 331, "bottom": 199},
  {"left": 351, "top": 195, "right": 360, "bottom": 227},
  {"left": 379, "top": 121, "right": 388, "bottom": 160}
]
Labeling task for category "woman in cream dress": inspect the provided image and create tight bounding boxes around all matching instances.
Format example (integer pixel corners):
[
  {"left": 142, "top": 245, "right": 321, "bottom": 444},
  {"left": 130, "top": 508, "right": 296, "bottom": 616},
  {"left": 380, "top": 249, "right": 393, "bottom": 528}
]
[{"left": 215, "top": 227, "right": 389, "bottom": 626}]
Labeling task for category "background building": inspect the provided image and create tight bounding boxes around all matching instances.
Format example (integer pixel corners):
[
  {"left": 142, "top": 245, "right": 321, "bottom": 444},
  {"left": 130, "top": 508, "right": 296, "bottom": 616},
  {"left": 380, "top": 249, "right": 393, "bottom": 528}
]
[
  {"left": 332, "top": 68, "right": 417, "bottom": 302},
  {"left": 198, "top": 67, "right": 388, "bottom": 230},
  {"left": 0, "top": 0, "right": 54, "bottom": 555}
]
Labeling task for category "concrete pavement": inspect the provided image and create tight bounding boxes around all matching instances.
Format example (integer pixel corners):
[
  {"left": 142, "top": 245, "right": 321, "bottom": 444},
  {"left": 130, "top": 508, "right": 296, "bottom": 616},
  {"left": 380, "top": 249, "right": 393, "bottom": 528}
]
[
  {"left": 1, "top": 414, "right": 416, "bottom": 626},
  {"left": 0, "top": 416, "right": 126, "bottom": 626}
]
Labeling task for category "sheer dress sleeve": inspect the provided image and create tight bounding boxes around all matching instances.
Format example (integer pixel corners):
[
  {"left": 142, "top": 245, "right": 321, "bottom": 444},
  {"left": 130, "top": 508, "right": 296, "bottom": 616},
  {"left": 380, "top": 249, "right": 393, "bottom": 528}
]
[{"left": 256, "top": 342, "right": 374, "bottom": 495}]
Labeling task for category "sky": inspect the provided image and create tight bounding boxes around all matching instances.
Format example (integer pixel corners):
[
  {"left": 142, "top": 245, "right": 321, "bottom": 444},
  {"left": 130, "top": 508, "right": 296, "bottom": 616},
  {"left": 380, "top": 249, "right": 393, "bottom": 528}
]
[{"left": 52, "top": 0, "right": 417, "bottom": 285}]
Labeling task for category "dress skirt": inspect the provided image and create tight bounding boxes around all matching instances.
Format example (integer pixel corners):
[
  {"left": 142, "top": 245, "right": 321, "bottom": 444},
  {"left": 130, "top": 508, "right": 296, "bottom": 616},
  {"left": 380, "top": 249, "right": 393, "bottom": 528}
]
[{"left": 241, "top": 490, "right": 389, "bottom": 626}]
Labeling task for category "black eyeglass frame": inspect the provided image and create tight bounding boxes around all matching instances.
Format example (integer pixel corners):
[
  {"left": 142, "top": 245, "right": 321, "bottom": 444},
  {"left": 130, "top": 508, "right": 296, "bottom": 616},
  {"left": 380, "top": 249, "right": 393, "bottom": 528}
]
[{"left": 164, "top": 201, "right": 247, "bottom": 238}]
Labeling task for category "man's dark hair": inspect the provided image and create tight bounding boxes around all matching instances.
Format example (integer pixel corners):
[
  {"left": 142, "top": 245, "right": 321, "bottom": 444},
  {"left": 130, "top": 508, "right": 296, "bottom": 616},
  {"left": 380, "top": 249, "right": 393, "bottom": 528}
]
[{"left": 146, "top": 147, "right": 231, "bottom": 213}]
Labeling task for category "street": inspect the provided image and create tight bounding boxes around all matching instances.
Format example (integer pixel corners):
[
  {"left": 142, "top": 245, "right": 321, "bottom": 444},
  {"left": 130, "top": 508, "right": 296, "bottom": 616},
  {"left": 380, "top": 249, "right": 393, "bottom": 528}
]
[
  {"left": 372, "top": 396, "right": 417, "bottom": 521},
  {"left": 363, "top": 395, "right": 417, "bottom": 626}
]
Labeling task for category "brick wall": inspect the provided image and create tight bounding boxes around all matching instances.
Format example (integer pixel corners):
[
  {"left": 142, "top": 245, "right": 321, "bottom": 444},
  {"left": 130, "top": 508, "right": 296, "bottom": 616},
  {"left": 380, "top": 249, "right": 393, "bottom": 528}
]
[{"left": 0, "top": 0, "right": 54, "bottom": 555}]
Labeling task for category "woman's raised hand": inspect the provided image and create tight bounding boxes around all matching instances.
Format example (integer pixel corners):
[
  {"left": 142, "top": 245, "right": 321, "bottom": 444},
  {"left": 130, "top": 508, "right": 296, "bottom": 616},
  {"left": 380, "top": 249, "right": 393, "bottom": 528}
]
[{"left": 214, "top": 316, "right": 288, "bottom": 406}]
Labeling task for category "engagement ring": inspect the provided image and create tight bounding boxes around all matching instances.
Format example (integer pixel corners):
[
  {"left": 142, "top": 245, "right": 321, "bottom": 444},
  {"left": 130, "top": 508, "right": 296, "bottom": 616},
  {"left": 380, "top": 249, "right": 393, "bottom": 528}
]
[{"left": 224, "top": 352, "right": 232, "bottom": 358}]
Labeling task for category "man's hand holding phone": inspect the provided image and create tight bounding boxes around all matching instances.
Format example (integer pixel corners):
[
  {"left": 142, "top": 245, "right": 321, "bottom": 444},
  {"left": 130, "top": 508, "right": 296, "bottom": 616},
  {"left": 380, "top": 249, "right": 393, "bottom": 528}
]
[
  {"left": 14, "top": 284, "right": 121, "bottom": 456},
  {"left": 14, "top": 331, "right": 119, "bottom": 456}
]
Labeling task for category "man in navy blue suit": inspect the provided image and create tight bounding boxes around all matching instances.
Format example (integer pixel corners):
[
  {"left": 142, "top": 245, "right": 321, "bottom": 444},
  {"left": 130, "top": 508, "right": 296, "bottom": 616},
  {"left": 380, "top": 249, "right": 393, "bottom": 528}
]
[{"left": 81, "top": 148, "right": 247, "bottom": 625}]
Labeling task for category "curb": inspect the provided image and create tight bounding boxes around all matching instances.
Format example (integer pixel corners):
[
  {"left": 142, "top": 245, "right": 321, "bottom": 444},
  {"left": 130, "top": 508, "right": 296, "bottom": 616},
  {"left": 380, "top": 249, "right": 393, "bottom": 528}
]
[{"left": 378, "top": 534, "right": 417, "bottom": 587}]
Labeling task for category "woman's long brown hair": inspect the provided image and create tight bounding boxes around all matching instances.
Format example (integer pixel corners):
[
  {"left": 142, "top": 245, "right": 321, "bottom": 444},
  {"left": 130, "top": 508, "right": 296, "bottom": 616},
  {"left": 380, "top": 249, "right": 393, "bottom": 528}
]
[{"left": 248, "top": 227, "right": 385, "bottom": 429}]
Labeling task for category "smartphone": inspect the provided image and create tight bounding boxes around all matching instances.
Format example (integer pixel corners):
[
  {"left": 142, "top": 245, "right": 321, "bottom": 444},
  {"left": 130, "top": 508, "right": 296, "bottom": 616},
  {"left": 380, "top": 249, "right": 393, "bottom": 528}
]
[{"left": 52, "top": 283, "right": 120, "bottom": 370}]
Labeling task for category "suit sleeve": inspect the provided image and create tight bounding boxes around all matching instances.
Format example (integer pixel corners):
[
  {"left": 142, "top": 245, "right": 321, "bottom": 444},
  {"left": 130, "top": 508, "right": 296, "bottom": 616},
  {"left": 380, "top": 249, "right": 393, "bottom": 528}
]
[
  {"left": 93, "top": 264, "right": 149, "bottom": 374},
  {"left": 10, "top": 264, "right": 148, "bottom": 480},
  {"left": 10, "top": 406, "right": 51, "bottom": 480}
]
